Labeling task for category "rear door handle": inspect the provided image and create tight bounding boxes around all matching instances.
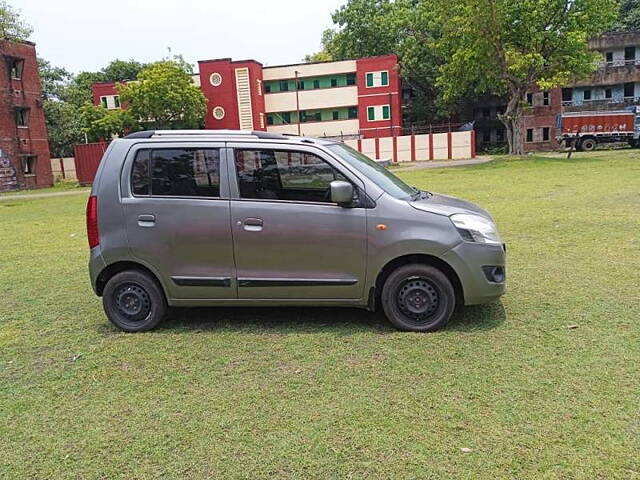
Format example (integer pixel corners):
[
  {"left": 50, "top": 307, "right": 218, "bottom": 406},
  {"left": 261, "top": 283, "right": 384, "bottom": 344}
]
[
  {"left": 242, "top": 217, "right": 263, "bottom": 232},
  {"left": 137, "top": 214, "right": 156, "bottom": 227}
]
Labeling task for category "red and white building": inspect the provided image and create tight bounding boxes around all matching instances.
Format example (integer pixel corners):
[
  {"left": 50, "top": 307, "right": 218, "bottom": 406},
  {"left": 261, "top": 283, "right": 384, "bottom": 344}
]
[{"left": 92, "top": 54, "right": 402, "bottom": 139}]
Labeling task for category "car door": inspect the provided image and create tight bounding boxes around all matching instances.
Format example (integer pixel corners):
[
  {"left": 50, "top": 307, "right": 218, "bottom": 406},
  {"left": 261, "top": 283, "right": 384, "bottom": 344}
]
[
  {"left": 228, "top": 143, "right": 368, "bottom": 300},
  {"left": 120, "top": 142, "right": 236, "bottom": 301}
]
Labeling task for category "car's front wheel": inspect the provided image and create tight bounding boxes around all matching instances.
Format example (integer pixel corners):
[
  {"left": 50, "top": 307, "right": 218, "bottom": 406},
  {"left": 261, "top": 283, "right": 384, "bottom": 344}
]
[
  {"left": 102, "top": 270, "right": 167, "bottom": 332},
  {"left": 381, "top": 264, "right": 456, "bottom": 332}
]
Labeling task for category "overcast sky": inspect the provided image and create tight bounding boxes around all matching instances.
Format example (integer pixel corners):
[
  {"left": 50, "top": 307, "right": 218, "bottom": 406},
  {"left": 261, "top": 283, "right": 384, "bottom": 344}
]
[{"left": 15, "top": 0, "right": 346, "bottom": 73}]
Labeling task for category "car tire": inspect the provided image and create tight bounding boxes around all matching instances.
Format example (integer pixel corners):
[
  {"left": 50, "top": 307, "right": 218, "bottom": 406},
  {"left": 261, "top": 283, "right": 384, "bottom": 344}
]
[
  {"left": 102, "top": 270, "right": 167, "bottom": 332},
  {"left": 381, "top": 264, "right": 456, "bottom": 332}
]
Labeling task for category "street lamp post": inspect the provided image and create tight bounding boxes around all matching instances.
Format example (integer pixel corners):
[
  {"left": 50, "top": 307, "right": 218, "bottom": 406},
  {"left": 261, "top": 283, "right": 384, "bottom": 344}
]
[{"left": 295, "top": 70, "right": 301, "bottom": 136}]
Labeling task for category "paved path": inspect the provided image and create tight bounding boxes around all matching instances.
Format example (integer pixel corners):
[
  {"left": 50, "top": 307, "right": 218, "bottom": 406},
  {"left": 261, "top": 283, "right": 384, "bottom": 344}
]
[
  {"left": 392, "top": 156, "right": 493, "bottom": 172},
  {"left": 0, "top": 189, "right": 90, "bottom": 201}
]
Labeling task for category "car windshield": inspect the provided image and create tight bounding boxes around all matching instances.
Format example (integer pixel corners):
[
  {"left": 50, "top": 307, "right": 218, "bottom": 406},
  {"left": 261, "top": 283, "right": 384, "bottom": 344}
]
[{"left": 326, "top": 143, "right": 417, "bottom": 200}]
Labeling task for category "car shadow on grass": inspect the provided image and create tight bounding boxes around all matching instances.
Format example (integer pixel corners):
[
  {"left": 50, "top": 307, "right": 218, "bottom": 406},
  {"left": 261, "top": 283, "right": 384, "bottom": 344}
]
[{"left": 147, "top": 301, "right": 505, "bottom": 334}]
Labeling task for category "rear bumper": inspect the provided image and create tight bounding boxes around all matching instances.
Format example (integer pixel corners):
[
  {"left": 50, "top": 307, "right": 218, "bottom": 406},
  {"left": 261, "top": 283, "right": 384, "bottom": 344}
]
[
  {"left": 442, "top": 242, "right": 506, "bottom": 305},
  {"left": 88, "top": 247, "right": 106, "bottom": 295}
]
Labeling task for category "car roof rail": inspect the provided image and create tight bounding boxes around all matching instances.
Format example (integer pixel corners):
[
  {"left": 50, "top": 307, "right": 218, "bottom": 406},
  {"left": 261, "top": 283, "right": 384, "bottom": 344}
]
[{"left": 123, "top": 129, "right": 292, "bottom": 140}]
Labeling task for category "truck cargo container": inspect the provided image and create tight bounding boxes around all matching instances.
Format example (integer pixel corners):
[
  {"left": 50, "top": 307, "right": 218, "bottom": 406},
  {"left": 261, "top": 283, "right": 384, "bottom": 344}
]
[{"left": 556, "top": 108, "right": 640, "bottom": 150}]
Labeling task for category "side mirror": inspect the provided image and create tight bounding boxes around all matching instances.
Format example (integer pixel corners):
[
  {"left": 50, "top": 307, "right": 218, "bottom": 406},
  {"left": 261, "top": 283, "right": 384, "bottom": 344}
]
[{"left": 330, "top": 180, "right": 354, "bottom": 207}]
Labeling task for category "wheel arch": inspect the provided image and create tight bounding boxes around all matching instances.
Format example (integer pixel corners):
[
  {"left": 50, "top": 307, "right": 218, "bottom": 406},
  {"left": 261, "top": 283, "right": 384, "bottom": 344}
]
[
  {"left": 373, "top": 254, "right": 464, "bottom": 309},
  {"left": 95, "top": 260, "right": 167, "bottom": 298}
]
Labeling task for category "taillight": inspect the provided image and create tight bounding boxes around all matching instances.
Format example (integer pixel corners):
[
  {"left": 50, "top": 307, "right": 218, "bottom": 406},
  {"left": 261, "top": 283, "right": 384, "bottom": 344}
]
[{"left": 86, "top": 195, "right": 100, "bottom": 248}]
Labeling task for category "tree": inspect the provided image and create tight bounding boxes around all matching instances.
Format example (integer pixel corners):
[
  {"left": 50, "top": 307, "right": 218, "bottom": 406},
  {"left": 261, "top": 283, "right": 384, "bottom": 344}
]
[
  {"left": 435, "top": 0, "right": 618, "bottom": 154},
  {"left": 118, "top": 61, "right": 206, "bottom": 130},
  {"left": 101, "top": 59, "right": 146, "bottom": 82},
  {"left": 37, "top": 59, "right": 84, "bottom": 157},
  {"left": 613, "top": 0, "right": 640, "bottom": 31},
  {"left": 44, "top": 100, "right": 85, "bottom": 157},
  {"left": 304, "top": 30, "right": 337, "bottom": 62},
  {"left": 37, "top": 58, "right": 71, "bottom": 101},
  {"left": 80, "top": 104, "right": 140, "bottom": 142},
  {"left": 0, "top": 1, "right": 32, "bottom": 41},
  {"left": 305, "top": 0, "right": 446, "bottom": 122}
]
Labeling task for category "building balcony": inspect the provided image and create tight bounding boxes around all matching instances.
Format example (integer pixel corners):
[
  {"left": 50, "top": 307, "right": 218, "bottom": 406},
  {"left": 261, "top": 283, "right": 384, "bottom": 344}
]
[
  {"left": 572, "top": 61, "right": 640, "bottom": 87},
  {"left": 562, "top": 97, "right": 640, "bottom": 112}
]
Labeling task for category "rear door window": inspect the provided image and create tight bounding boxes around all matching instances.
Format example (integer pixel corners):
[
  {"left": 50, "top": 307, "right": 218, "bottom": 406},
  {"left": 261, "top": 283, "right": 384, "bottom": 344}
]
[
  {"left": 131, "top": 148, "right": 220, "bottom": 197},
  {"left": 234, "top": 149, "right": 347, "bottom": 203}
]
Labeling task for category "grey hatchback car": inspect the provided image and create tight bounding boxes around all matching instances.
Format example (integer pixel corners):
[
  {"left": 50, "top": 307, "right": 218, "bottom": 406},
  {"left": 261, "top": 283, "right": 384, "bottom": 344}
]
[{"left": 87, "top": 130, "right": 505, "bottom": 332}]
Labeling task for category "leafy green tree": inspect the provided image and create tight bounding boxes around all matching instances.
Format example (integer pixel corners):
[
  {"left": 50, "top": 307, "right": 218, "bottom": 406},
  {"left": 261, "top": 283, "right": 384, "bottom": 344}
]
[
  {"left": 305, "top": 0, "right": 446, "bottom": 122},
  {"left": 435, "top": 0, "right": 618, "bottom": 154},
  {"left": 38, "top": 58, "right": 84, "bottom": 157},
  {"left": 37, "top": 58, "right": 71, "bottom": 100},
  {"left": 80, "top": 104, "right": 140, "bottom": 142},
  {"left": 0, "top": 1, "right": 32, "bottom": 41},
  {"left": 44, "top": 100, "right": 84, "bottom": 157},
  {"left": 101, "top": 59, "right": 146, "bottom": 82},
  {"left": 304, "top": 30, "right": 337, "bottom": 62},
  {"left": 118, "top": 61, "right": 206, "bottom": 130},
  {"left": 613, "top": 0, "right": 640, "bottom": 31}
]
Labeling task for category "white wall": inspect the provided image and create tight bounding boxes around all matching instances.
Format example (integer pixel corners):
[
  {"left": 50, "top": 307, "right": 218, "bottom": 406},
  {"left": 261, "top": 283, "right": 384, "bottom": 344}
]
[
  {"left": 267, "top": 119, "right": 360, "bottom": 138},
  {"left": 336, "top": 131, "right": 474, "bottom": 163},
  {"left": 264, "top": 86, "right": 358, "bottom": 112},
  {"left": 263, "top": 60, "right": 357, "bottom": 81}
]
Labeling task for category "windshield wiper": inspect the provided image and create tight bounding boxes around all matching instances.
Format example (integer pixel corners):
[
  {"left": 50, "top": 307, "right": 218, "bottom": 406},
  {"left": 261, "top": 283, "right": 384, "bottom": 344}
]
[{"left": 410, "top": 187, "right": 431, "bottom": 201}]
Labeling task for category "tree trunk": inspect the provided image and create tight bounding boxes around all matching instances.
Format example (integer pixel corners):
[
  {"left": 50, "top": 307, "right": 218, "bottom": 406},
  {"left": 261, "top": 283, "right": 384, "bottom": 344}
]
[{"left": 498, "top": 87, "right": 526, "bottom": 155}]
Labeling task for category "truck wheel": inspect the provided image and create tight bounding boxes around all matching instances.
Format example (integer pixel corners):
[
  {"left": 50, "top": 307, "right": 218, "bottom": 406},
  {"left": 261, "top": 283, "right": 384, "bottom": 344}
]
[
  {"left": 103, "top": 270, "right": 167, "bottom": 332},
  {"left": 381, "top": 264, "right": 456, "bottom": 332},
  {"left": 579, "top": 138, "right": 596, "bottom": 151}
]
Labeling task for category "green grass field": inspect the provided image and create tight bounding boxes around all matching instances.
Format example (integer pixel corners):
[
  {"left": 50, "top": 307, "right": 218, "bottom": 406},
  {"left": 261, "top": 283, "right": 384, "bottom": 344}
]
[{"left": 1, "top": 151, "right": 639, "bottom": 479}]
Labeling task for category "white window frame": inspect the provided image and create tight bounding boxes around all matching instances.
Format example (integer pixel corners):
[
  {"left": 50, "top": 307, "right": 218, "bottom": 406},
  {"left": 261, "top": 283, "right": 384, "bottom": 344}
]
[
  {"left": 365, "top": 70, "right": 390, "bottom": 88},
  {"left": 366, "top": 104, "right": 391, "bottom": 122}
]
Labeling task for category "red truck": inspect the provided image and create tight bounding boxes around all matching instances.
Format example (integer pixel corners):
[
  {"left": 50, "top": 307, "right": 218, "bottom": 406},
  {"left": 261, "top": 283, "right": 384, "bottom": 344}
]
[{"left": 556, "top": 108, "right": 640, "bottom": 151}]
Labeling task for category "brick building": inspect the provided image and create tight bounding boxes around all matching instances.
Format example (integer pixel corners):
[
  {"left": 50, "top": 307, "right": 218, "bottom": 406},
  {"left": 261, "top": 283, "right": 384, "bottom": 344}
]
[
  {"left": 92, "top": 54, "right": 402, "bottom": 139},
  {"left": 0, "top": 39, "right": 52, "bottom": 191},
  {"left": 465, "top": 32, "right": 640, "bottom": 153}
]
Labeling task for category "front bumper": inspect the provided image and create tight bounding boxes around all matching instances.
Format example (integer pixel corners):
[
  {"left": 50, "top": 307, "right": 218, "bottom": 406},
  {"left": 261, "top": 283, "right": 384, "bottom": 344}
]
[{"left": 442, "top": 241, "right": 506, "bottom": 305}]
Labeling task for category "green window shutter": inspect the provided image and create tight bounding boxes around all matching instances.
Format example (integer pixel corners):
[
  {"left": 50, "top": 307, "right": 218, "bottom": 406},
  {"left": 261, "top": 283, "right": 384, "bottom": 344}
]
[
  {"left": 366, "top": 73, "right": 374, "bottom": 87},
  {"left": 347, "top": 73, "right": 356, "bottom": 85},
  {"left": 381, "top": 71, "right": 388, "bottom": 86},
  {"left": 332, "top": 111, "right": 339, "bottom": 120},
  {"left": 348, "top": 106, "right": 358, "bottom": 119},
  {"left": 331, "top": 78, "right": 338, "bottom": 87},
  {"left": 382, "top": 105, "right": 390, "bottom": 119},
  {"left": 313, "top": 79, "right": 320, "bottom": 89},
  {"left": 367, "top": 107, "right": 375, "bottom": 121}
]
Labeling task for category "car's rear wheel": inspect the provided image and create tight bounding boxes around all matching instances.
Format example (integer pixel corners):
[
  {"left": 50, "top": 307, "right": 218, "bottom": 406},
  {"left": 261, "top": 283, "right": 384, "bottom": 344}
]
[
  {"left": 381, "top": 264, "right": 456, "bottom": 332},
  {"left": 103, "top": 270, "right": 166, "bottom": 332}
]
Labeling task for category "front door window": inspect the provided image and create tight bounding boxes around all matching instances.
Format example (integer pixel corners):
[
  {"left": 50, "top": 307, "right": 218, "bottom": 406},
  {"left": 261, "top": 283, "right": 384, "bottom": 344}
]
[{"left": 234, "top": 149, "right": 347, "bottom": 203}]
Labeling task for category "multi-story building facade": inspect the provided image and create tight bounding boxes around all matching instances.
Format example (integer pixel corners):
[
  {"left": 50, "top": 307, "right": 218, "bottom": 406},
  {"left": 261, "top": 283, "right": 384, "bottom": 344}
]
[
  {"left": 92, "top": 54, "right": 402, "bottom": 139},
  {"left": 0, "top": 39, "right": 53, "bottom": 191},
  {"left": 470, "top": 32, "right": 640, "bottom": 153}
]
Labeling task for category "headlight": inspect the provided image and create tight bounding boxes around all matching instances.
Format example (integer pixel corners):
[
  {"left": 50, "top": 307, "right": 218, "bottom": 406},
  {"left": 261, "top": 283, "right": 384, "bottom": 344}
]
[{"left": 450, "top": 213, "right": 502, "bottom": 245}]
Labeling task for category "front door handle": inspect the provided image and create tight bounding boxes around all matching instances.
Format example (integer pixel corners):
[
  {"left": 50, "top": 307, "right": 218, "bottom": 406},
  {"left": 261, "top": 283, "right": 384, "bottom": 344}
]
[
  {"left": 137, "top": 214, "right": 156, "bottom": 227},
  {"left": 242, "top": 217, "right": 263, "bottom": 232}
]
